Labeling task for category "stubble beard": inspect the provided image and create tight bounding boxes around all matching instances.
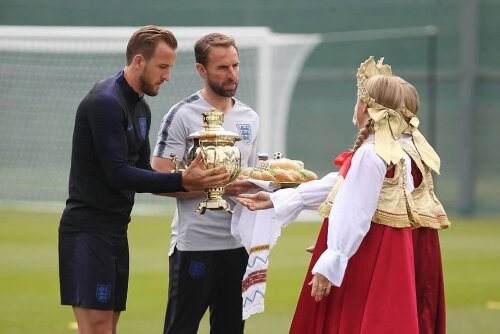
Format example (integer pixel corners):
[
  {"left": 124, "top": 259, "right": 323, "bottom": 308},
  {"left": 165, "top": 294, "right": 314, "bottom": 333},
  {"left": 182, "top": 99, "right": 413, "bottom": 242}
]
[
  {"left": 139, "top": 72, "right": 159, "bottom": 97},
  {"left": 208, "top": 78, "right": 238, "bottom": 98}
]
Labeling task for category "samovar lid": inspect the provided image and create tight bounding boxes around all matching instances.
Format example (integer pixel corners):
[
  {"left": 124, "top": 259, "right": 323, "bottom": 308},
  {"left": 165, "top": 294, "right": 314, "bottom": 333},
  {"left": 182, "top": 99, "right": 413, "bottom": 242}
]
[{"left": 187, "top": 108, "right": 241, "bottom": 141}]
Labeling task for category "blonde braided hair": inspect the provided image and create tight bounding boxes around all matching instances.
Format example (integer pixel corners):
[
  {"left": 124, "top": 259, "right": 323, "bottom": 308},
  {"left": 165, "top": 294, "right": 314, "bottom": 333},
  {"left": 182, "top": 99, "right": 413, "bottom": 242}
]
[{"left": 352, "top": 118, "right": 374, "bottom": 152}]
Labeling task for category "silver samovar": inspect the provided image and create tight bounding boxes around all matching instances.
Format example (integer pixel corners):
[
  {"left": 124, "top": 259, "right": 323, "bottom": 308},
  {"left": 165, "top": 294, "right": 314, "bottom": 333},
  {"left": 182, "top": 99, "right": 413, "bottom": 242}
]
[{"left": 187, "top": 108, "right": 241, "bottom": 214}]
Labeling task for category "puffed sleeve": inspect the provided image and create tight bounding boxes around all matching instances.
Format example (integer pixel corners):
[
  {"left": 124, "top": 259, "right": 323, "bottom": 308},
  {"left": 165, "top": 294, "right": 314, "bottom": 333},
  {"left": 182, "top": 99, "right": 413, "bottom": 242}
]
[
  {"left": 270, "top": 172, "right": 339, "bottom": 227},
  {"left": 311, "top": 143, "right": 386, "bottom": 286}
]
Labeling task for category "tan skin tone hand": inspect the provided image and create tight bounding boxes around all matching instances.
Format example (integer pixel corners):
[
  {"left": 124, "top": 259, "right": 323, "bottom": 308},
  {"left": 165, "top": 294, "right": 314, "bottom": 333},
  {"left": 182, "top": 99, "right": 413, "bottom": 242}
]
[
  {"left": 224, "top": 176, "right": 260, "bottom": 196},
  {"left": 236, "top": 191, "right": 273, "bottom": 210},
  {"left": 181, "top": 153, "right": 230, "bottom": 191},
  {"left": 305, "top": 244, "right": 315, "bottom": 253},
  {"left": 309, "top": 273, "right": 332, "bottom": 302}
]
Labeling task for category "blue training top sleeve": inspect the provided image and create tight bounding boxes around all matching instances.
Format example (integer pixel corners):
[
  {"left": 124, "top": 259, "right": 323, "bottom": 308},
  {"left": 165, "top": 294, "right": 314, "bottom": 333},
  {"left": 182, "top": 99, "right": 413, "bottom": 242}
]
[{"left": 87, "top": 94, "right": 184, "bottom": 193}]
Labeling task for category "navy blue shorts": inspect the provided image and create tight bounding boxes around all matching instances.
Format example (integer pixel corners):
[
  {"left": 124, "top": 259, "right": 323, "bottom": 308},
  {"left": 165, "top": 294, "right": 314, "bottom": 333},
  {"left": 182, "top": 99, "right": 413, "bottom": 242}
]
[{"left": 58, "top": 231, "right": 129, "bottom": 311}]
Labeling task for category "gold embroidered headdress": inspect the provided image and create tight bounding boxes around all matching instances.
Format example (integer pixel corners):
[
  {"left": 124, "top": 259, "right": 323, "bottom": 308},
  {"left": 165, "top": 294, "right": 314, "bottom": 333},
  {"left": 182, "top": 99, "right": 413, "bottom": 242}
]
[
  {"left": 357, "top": 56, "right": 408, "bottom": 166},
  {"left": 356, "top": 56, "right": 392, "bottom": 103},
  {"left": 318, "top": 57, "right": 442, "bottom": 219},
  {"left": 358, "top": 57, "right": 440, "bottom": 173},
  {"left": 318, "top": 57, "right": 403, "bottom": 218}
]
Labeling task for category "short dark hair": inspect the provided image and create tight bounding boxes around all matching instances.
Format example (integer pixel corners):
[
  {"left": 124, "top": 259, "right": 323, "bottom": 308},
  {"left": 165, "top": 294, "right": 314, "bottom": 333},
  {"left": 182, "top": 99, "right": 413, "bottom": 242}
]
[
  {"left": 126, "top": 25, "right": 178, "bottom": 65},
  {"left": 194, "top": 33, "right": 238, "bottom": 66}
]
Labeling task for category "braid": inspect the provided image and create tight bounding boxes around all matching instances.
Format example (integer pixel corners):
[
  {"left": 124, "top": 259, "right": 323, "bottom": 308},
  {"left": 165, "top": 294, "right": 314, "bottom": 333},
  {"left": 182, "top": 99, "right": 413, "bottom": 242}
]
[{"left": 352, "top": 118, "right": 374, "bottom": 152}]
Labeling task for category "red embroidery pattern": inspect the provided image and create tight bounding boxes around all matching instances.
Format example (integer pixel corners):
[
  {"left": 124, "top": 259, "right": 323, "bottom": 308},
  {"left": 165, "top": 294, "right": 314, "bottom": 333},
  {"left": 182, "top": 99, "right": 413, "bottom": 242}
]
[{"left": 242, "top": 269, "right": 268, "bottom": 292}]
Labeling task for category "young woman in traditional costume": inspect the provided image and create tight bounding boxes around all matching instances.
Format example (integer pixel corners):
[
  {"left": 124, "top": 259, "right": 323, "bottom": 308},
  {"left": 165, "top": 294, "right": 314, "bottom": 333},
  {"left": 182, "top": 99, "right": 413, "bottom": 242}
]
[
  {"left": 237, "top": 57, "right": 449, "bottom": 334},
  {"left": 397, "top": 77, "right": 448, "bottom": 334}
]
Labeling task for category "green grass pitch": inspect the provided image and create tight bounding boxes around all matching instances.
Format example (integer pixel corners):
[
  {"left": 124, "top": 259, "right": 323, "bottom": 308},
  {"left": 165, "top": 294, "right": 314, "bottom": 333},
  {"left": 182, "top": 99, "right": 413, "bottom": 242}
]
[{"left": 1, "top": 209, "right": 499, "bottom": 333}]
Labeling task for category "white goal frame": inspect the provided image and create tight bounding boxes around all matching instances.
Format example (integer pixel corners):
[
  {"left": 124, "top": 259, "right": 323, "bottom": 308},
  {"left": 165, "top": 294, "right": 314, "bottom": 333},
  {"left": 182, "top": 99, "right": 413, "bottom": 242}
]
[
  {"left": 0, "top": 26, "right": 320, "bottom": 206},
  {"left": 0, "top": 25, "right": 321, "bottom": 155}
]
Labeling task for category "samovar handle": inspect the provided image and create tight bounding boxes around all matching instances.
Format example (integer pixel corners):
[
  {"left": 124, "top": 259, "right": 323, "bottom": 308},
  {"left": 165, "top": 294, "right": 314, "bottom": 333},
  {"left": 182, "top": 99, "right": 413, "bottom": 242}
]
[{"left": 169, "top": 152, "right": 179, "bottom": 173}]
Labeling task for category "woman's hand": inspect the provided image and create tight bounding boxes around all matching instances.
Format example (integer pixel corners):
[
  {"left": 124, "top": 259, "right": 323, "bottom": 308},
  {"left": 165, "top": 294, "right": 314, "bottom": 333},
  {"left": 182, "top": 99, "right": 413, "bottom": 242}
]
[
  {"left": 305, "top": 244, "right": 316, "bottom": 253},
  {"left": 309, "top": 273, "right": 332, "bottom": 302},
  {"left": 236, "top": 191, "right": 273, "bottom": 210}
]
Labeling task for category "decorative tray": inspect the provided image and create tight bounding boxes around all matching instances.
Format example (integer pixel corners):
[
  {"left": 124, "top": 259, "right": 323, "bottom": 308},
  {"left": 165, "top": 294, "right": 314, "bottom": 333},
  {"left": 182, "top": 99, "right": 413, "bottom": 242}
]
[{"left": 270, "top": 181, "right": 301, "bottom": 189}]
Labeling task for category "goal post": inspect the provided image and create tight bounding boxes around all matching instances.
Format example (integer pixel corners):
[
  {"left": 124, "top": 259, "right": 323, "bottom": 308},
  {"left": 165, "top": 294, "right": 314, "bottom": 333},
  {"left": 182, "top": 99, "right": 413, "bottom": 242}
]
[{"left": 0, "top": 26, "right": 320, "bottom": 206}]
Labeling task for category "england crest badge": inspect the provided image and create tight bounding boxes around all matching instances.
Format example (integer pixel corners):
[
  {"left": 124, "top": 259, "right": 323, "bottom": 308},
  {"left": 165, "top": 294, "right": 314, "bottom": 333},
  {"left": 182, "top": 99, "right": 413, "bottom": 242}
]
[
  {"left": 188, "top": 261, "right": 206, "bottom": 279},
  {"left": 96, "top": 284, "right": 112, "bottom": 303},
  {"left": 236, "top": 123, "right": 252, "bottom": 144}
]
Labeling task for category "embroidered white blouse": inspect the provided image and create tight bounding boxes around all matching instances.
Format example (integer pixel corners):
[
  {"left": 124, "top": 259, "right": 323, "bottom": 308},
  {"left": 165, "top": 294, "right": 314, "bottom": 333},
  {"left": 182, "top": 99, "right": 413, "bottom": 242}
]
[{"left": 270, "top": 135, "right": 416, "bottom": 287}]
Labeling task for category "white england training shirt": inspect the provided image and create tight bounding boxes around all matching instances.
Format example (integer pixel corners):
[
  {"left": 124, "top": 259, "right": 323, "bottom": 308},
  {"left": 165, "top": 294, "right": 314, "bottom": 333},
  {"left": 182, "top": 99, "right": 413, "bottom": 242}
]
[{"left": 153, "top": 91, "right": 260, "bottom": 255}]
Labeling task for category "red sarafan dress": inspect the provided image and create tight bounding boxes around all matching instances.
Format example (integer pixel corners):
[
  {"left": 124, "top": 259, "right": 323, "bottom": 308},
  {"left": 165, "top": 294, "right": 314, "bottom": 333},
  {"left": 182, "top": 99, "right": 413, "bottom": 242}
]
[
  {"left": 289, "top": 141, "right": 449, "bottom": 334},
  {"left": 404, "top": 142, "right": 449, "bottom": 334},
  {"left": 412, "top": 226, "right": 446, "bottom": 334}
]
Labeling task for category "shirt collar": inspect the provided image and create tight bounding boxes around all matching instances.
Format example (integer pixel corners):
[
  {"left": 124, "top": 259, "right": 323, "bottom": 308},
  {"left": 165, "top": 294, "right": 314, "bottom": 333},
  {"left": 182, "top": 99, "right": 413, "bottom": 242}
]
[{"left": 116, "top": 70, "right": 142, "bottom": 104}]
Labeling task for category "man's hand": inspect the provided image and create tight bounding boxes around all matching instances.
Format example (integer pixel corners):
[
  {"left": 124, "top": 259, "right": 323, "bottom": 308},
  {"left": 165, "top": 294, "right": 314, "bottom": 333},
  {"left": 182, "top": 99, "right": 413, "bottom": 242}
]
[
  {"left": 236, "top": 191, "right": 273, "bottom": 210},
  {"left": 181, "top": 154, "right": 230, "bottom": 191},
  {"left": 224, "top": 177, "right": 259, "bottom": 196}
]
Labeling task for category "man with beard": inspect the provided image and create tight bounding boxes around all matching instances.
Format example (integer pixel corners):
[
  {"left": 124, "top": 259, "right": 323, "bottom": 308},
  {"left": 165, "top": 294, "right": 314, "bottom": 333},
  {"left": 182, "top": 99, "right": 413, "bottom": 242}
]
[
  {"left": 152, "top": 33, "right": 260, "bottom": 334},
  {"left": 58, "top": 26, "right": 230, "bottom": 334}
]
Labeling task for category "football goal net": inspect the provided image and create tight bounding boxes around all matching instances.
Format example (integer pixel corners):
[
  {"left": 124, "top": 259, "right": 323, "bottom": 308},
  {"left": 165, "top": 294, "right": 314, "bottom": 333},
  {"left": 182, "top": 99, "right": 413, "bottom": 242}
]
[{"left": 0, "top": 26, "right": 320, "bottom": 208}]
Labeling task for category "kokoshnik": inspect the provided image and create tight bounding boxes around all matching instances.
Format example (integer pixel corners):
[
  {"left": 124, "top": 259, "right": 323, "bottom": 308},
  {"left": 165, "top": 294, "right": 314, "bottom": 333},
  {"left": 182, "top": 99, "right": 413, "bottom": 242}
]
[{"left": 318, "top": 56, "right": 448, "bottom": 230}]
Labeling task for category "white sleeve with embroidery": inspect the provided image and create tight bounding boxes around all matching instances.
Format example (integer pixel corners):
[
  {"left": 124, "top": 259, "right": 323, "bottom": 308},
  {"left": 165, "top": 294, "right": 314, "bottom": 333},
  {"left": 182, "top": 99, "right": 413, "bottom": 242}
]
[
  {"left": 270, "top": 172, "right": 339, "bottom": 227},
  {"left": 311, "top": 144, "right": 387, "bottom": 287}
]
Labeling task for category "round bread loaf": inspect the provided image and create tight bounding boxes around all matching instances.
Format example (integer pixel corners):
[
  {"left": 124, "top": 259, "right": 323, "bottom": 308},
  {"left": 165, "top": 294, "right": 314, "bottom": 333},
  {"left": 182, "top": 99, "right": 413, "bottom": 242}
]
[
  {"left": 269, "top": 158, "right": 303, "bottom": 170},
  {"left": 249, "top": 157, "right": 317, "bottom": 184},
  {"left": 250, "top": 169, "right": 277, "bottom": 182},
  {"left": 271, "top": 168, "right": 296, "bottom": 182},
  {"left": 286, "top": 170, "right": 305, "bottom": 182},
  {"left": 299, "top": 169, "right": 318, "bottom": 181}
]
